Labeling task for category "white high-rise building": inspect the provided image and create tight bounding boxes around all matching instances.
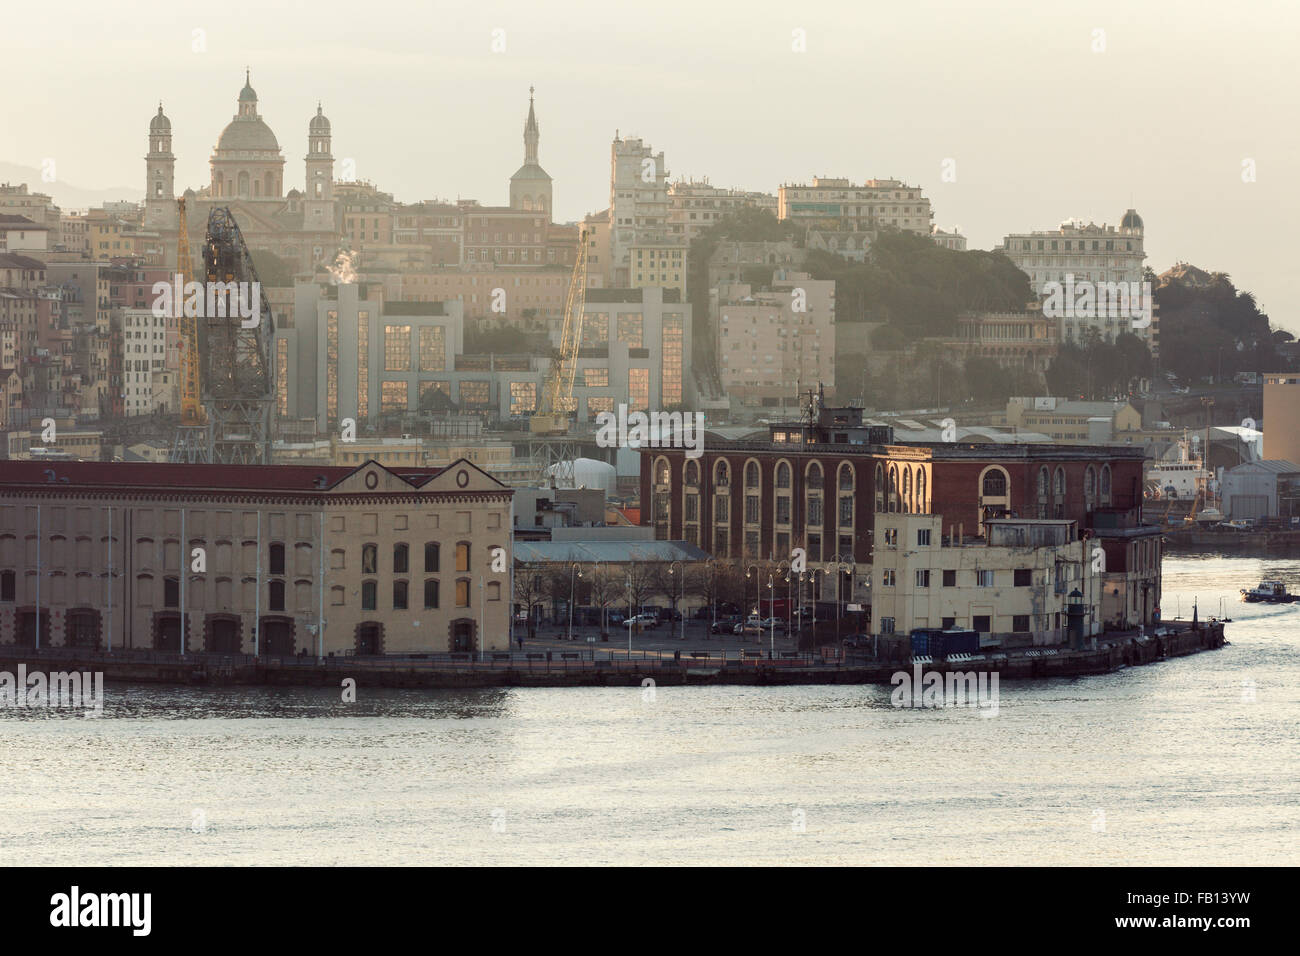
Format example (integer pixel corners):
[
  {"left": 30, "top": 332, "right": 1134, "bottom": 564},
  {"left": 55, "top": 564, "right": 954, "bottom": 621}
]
[
  {"left": 608, "top": 135, "right": 673, "bottom": 286},
  {"left": 1001, "top": 210, "right": 1151, "bottom": 348}
]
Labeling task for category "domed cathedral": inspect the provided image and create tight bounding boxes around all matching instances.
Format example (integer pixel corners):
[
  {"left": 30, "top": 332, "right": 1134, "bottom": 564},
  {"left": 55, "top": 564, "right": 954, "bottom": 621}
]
[
  {"left": 143, "top": 72, "right": 343, "bottom": 276},
  {"left": 509, "top": 86, "right": 553, "bottom": 218},
  {"left": 210, "top": 71, "right": 285, "bottom": 201}
]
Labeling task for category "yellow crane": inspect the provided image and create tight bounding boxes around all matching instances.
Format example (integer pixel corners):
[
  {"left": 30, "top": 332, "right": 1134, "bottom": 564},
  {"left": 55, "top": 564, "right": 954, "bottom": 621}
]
[
  {"left": 531, "top": 229, "right": 588, "bottom": 436},
  {"left": 177, "top": 198, "right": 203, "bottom": 426}
]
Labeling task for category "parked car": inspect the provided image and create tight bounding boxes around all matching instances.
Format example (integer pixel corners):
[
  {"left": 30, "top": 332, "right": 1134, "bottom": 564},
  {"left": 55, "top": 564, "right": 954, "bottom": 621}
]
[
  {"left": 624, "top": 613, "right": 658, "bottom": 629},
  {"left": 842, "top": 634, "right": 871, "bottom": 649},
  {"left": 711, "top": 616, "right": 742, "bottom": 634},
  {"left": 735, "top": 622, "right": 763, "bottom": 636}
]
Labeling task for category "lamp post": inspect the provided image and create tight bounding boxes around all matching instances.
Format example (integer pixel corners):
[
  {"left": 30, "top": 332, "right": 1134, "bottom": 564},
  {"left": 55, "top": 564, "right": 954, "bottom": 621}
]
[
  {"left": 591, "top": 559, "right": 606, "bottom": 642},
  {"left": 744, "top": 563, "right": 762, "bottom": 626},
  {"left": 704, "top": 558, "right": 720, "bottom": 637},
  {"left": 808, "top": 567, "right": 829, "bottom": 648},
  {"left": 767, "top": 573, "right": 776, "bottom": 657},
  {"left": 568, "top": 561, "right": 582, "bottom": 642},
  {"left": 668, "top": 560, "right": 685, "bottom": 641},
  {"left": 832, "top": 552, "right": 856, "bottom": 644},
  {"left": 777, "top": 559, "right": 793, "bottom": 649},
  {"left": 626, "top": 573, "right": 634, "bottom": 657}
]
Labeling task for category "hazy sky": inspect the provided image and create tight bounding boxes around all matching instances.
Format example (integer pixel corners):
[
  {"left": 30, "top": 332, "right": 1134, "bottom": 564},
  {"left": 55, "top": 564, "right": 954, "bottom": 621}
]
[{"left": 4, "top": 0, "right": 1298, "bottom": 332}]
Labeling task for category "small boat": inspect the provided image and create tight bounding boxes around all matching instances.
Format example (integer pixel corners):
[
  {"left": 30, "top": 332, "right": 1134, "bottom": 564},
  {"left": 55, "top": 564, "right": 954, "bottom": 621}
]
[{"left": 1240, "top": 580, "right": 1299, "bottom": 603}]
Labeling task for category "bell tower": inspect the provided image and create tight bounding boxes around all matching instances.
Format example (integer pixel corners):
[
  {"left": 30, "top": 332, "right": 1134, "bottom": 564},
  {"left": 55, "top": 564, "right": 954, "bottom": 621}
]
[
  {"left": 304, "top": 103, "right": 335, "bottom": 227},
  {"left": 144, "top": 102, "right": 177, "bottom": 229}
]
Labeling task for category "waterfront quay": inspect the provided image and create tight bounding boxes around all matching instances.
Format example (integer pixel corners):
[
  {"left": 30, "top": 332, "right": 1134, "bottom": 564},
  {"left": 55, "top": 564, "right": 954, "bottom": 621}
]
[{"left": 0, "top": 621, "right": 1225, "bottom": 690}]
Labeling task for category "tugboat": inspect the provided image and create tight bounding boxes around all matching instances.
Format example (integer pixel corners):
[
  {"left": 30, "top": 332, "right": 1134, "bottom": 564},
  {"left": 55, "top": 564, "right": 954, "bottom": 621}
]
[{"left": 1240, "top": 580, "right": 1299, "bottom": 603}]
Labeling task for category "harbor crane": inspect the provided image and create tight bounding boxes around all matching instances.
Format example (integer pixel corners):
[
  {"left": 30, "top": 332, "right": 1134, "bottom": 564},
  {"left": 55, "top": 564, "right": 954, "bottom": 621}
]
[{"left": 531, "top": 229, "right": 588, "bottom": 436}]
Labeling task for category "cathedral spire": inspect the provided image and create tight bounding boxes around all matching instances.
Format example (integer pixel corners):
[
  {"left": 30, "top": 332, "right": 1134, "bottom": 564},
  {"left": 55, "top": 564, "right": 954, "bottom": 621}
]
[{"left": 523, "top": 86, "right": 539, "bottom": 166}]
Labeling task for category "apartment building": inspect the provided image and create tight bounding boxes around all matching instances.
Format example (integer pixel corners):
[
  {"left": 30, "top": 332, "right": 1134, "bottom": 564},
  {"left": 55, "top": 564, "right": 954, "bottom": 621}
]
[
  {"left": 716, "top": 272, "right": 835, "bottom": 407},
  {"left": 667, "top": 180, "right": 777, "bottom": 243},
  {"left": 777, "top": 178, "right": 933, "bottom": 234}
]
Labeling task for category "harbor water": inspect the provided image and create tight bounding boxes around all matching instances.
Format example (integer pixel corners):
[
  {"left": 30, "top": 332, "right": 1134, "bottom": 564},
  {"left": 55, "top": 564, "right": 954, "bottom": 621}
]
[{"left": 1, "top": 554, "right": 1296, "bottom": 865}]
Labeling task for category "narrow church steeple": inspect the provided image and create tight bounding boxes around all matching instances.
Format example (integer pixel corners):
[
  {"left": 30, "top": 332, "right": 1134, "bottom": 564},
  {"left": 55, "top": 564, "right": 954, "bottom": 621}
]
[{"left": 524, "top": 85, "right": 539, "bottom": 166}]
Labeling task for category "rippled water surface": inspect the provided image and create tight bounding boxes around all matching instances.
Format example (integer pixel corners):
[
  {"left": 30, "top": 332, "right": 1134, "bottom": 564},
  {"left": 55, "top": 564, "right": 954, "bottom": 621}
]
[{"left": 2, "top": 555, "right": 1297, "bottom": 865}]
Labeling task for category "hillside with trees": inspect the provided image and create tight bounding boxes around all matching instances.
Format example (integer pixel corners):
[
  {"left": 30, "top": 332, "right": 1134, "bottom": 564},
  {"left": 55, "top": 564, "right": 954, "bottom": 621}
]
[{"left": 1154, "top": 264, "right": 1293, "bottom": 382}]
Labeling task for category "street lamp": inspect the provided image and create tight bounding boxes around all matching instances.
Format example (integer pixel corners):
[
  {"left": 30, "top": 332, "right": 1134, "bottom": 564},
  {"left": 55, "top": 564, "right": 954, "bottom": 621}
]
[
  {"left": 777, "top": 559, "right": 794, "bottom": 647},
  {"left": 744, "top": 563, "right": 762, "bottom": 622},
  {"left": 832, "top": 552, "right": 856, "bottom": 644},
  {"left": 568, "top": 561, "right": 582, "bottom": 642},
  {"left": 808, "top": 567, "right": 830, "bottom": 647},
  {"left": 704, "top": 558, "right": 721, "bottom": 637},
  {"left": 626, "top": 573, "right": 634, "bottom": 656},
  {"left": 591, "top": 559, "right": 606, "bottom": 642},
  {"left": 668, "top": 560, "right": 685, "bottom": 641},
  {"left": 767, "top": 572, "right": 776, "bottom": 657}
]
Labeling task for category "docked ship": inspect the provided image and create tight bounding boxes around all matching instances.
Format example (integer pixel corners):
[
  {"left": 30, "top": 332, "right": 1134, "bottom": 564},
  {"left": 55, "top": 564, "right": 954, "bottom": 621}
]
[{"left": 1240, "top": 580, "right": 1299, "bottom": 603}]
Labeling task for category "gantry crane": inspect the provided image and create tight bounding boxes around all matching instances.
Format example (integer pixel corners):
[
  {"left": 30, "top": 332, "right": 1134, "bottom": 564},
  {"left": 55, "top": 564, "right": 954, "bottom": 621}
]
[
  {"left": 177, "top": 199, "right": 202, "bottom": 426},
  {"left": 531, "top": 229, "right": 588, "bottom": 436},
  {"left": 170, "top": 197, "right": 209, "bottom": 462}
]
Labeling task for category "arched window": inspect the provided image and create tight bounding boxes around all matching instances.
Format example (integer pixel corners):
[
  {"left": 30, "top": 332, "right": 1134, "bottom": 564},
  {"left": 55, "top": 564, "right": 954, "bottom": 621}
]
[
  {"left": 715, "top": 460, "right": 730, "bottom": 486},
  {"left": 393, "top": 543, "right": 409, "bottom": 574},
  {"left": 916, "top": 468, "right": 927, "bottom": 513},
  {"left": 887, "top": 466, "right": 898, "bottom": 513},
  {"left": 269, "top": 543, "right": 285, "bottom": 575},
  {"left": 839, "top": 463, "right": 855, "bottom": 491},
  {"left": 684, "top": 460, "right": 699, "bottom": 485},
  {"left": 361, "top": 580, "right": 377, "bottom": 611},
  {"left": 1084, "top": 466, "right": 1097, "bottom": 510},
  {"left": 1038, "top": 467, "right": 1050, "bottom": 498},
  {"left": 455, "top": 579, "right": 470, "bottom": 608},
  {"left": 806, "top": 463, "right": 824, "bottom": 526},
  {"left": 902, "top": 468, "right": 912, "bottom": 513},
  {"left": 424, "top": 579, "right": 440, "bottom": 609},
  {"left": 1, "top": 569, "right": 15, "bottom": 602},
  {"left": 362, "top": 543, "right": 377, "bottom": 574},
  {"left": 654, "top": 457, "right": 670, "bottom": 485},
  {"left": 874, "top": 463, "right": 885, "bottom": 512},
  {"left": 1054, "top": 467, "right": 1066, "bottom": 496},
  {"left": 1100, "top": 465, "right": 1112, "bottom": 502},
  {"left": 776, "top": 461, "right": 791, "bottom": 489},
  {"left": 424, "top": 542, "right": 440, "bottom": 572},
  {"left": 164, "top": 576, "right": 179, "bottom": 608},
  {"left": 392, "top": 580, "right": 408, "bottom": 610},
  {"left": 455, "top": 542, "right": 470, "bottom": 572},
  {"left": 982, "top": 470, "right": 1007, "bottom": 496},
  {"left": 269, "top": 579, "right": 285, "bottom": 612},
  {"left": 745, "top": 461, "right": 760, "bottom": 488}
]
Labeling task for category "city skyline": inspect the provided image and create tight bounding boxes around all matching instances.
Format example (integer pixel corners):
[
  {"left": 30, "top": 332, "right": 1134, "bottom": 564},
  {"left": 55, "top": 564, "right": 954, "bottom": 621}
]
[{"left": 4, "top": 0, "right": 1298, "bottom": 333}]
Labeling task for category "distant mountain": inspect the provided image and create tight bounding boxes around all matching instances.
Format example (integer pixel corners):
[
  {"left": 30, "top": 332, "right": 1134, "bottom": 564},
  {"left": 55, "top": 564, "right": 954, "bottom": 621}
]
[{"left": 0, "top": 162, "right": 142, "bottom": 211}]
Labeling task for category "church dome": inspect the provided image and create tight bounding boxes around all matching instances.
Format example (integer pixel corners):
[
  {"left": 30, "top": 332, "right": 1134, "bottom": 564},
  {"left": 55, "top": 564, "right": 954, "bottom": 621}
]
[
  {"left": 150, "top": 104, "right": 171, "bottom": 133},
  {"left": 239, "top": 75, "right": 258, "bottom": 103},
  {"left": 309, "top": 104, "right": 331, "bottom": 134},
  {"left": 216, "top": 116, "right": 281, "bottom": 152},
  {"left": 1121, "top": 208, "right": 1144, "bottom": 230}
]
